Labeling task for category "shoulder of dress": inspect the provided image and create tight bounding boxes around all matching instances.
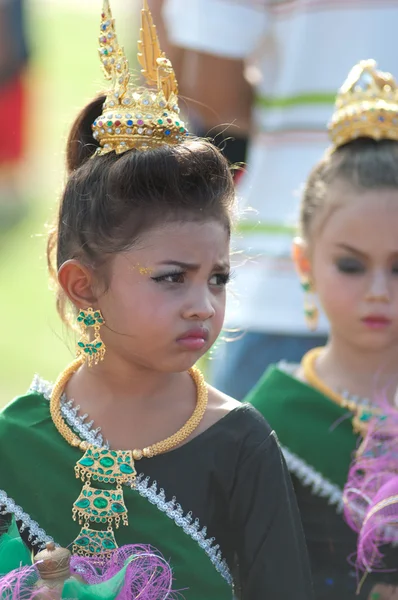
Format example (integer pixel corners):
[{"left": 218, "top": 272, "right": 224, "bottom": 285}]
[
  {"left": 0, "top": 375, "right": 52, "bottom": 430},
  {"left": 27, "top": 374, "right": 53, "bottom": 399},
  {"left": 277, "top": 360, "right": 299, "bottom": 375},
  {"left": 246, "top": 360, "right": 299, "bottom": 404},
  {"left": 226, "top": 403, "right": 274, "bottom": 445}
]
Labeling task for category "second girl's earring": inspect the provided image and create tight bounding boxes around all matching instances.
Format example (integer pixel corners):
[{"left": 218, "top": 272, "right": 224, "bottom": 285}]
[
  {"left": 301, "top": 276, "right": 319, "bottom": 331},
  {"left": 76, "top": 308, "right": 106, "bottom": 367}
]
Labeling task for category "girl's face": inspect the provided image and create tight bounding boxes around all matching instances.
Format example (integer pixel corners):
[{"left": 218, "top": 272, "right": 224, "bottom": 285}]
[
  {"left": 97, "top": 220, "right": 230, "bottom": 372},
  {"left": 309, "top": 180, "right": 398, "bottom": 351}
]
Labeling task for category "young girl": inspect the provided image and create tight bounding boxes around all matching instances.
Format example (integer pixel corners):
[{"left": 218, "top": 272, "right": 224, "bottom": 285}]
[
  {"left": 0, "top": 2, "right": 312, "bottom": 599},
  {"left": 247, "top": 59, "right": 398, "bottom": 599}
]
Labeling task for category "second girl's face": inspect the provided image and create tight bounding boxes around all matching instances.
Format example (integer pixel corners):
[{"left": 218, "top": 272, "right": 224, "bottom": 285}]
[
  {"left": 97, "top": 220, "right": 230, "bottom": 372},
  {"left": 310, "top": 181, "right": 398, "bottom": 351}
]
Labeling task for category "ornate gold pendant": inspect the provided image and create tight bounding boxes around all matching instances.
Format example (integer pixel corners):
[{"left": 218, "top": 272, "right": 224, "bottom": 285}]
[
  {"left": 73, "top": 484, "right": 128, "bottom": 527},
  {"left": 72, "top": 527, "right": 118, "bottom": 556},
  {"left": 75, "top": 447, "right": 136, "bottom": 486},
  {"left": 72, "top": 447, "right": 136, "bottom": 557}
]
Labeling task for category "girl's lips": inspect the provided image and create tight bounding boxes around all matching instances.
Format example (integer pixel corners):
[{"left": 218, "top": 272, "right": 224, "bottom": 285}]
[
  {"left": 177, "top": 327, "right": 209, "bottom": 350},
  {"left": 361, "top": 316, "right": 391, "bottom": 329},
  {"left": 177, "top": 337, "right": 207, "bottom": 350}
]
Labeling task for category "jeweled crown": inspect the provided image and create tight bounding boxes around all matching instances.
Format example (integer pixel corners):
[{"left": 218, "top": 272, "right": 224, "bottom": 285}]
[
  {"left": 328, "top": 60, "right": 398, "bottom": 148},
  {"left": 92, "top": 0, "right": 188, "bottom": 154}
]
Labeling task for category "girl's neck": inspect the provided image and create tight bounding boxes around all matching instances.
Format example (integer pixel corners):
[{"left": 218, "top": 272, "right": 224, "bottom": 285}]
[
  {"left": 62, "top": 353, "right": 199, "bottom": 452},
  {"left": 65, "top": 352, "right": 188, "bottom": 410},
  {"left": 313, "top": 336, "right": 398, "bottom": 404}
]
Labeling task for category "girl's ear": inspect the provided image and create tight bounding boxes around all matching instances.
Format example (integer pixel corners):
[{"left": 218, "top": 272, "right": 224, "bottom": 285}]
[
  {"left": 292, "top": 237, "right": 312, "bottom": 279},
  {"left": 58, "top": 260, "right": 98, "bottom": 309}
]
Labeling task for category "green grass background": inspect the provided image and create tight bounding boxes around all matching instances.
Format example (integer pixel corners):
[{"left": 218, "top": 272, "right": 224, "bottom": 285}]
[{"left": 0, "top": 1, "right": 136, "bottom": 405}]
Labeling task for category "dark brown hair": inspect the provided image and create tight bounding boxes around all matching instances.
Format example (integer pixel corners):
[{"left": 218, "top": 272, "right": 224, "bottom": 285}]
[
  {"left": 47, "top": 95, "right": 235, "bottom": 323},
  {"left": 300, "top": 138, "right": 398, "bottom": 241}
]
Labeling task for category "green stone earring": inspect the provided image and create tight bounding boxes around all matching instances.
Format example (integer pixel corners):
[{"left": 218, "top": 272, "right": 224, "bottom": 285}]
[
  {"left": 76, "top": 308, "right": 106, "bottom": 367},
  {"left": 301, "top": 277, "right": 319, "bottom": 331}
]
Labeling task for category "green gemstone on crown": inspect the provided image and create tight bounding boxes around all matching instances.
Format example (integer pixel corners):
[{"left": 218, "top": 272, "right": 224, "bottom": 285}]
[{"left": 111, "top": 502, "right": 126, "bottom": 514}]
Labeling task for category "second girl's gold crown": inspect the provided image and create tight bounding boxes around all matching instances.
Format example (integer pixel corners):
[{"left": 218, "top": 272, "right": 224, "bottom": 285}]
[{"left": 328, "top": 60, "right": 398, "bottom": 148}]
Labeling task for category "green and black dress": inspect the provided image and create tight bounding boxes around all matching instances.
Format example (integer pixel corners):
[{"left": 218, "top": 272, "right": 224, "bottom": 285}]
[
  {"left": 0, "top": 374, "right": 313, "bottom": 599},
  {"left": 247, "top": 363, "right": 398, "bottom": 599}
]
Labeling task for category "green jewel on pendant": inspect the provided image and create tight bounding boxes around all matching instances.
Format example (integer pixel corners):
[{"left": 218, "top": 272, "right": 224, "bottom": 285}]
[
  {"left": 72, "top": 485, "right": 128, "bottom": 527},
  {"left": 75, "top": 447, "right": 136, "bottom": 486},
  {"left": 73, "top": 527, "right": 118, "bottom": 556},
  {"left": 359, "top": 411, "right": 372, "bottom": 422}
]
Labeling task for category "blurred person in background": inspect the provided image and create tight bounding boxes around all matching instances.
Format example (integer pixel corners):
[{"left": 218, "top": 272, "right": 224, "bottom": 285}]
[
  {"left": 0, "top": 0, "right": 29, "bottom": 232},
  {"left": 156, "top": 0, "right": 398, "bottom": 399},
  {"left": 147, "top": 0, "right": 251, "bottom": 178}
]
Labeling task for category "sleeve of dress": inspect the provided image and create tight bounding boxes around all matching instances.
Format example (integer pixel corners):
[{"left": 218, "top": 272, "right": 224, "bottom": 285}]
[
  {"left": 0, "top": 514, "right": 11, "bottom": 535},
  {"left": 162, "top": 0, "right": 270, "bottom": 59},
  {"left": 230, "top": 429, "right": 314, "bottom": 599},
  {"left": 0, "top": 515, "right": 32, "bottom": 573}
]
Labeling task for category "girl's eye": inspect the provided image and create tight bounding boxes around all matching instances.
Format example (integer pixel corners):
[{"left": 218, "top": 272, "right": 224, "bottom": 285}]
[
  {"left": 152, "top": 271, "right": 231, "bottom": 286},
  {"left": 152, "top": 271, "right": 185, "bottom": 284},
  {"left": 209, "top": 273, "right": 231, "bottom": 286},
  {"left": 336, "top": 258, "right": 366, "bottom": 274}
]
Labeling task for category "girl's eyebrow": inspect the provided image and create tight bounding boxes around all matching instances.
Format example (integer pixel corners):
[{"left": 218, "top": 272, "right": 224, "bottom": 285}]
[{"left": 157, "top": 260, "right": 230, "bottom": 271}]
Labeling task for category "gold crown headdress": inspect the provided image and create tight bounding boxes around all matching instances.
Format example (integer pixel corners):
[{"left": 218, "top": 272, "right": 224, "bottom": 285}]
[
  {"left": 328, "top": 59, "right": 398, "bottom": 149},
  {"left": 92, "top": 0, "right": 188, "bottom": 154}
]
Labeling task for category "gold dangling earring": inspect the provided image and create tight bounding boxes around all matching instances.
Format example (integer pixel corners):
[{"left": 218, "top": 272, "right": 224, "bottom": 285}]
[
  {"left": 76, "top": 308, "right": 106, "bottom": 367},
  {"left": 301, "top": 276, "right": 319, "bottom": 331}
]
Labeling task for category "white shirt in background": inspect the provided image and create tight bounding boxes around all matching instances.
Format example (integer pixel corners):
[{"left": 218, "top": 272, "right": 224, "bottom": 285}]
[{"left": 164, "top": 0, "right": 398, "bottom": 335}]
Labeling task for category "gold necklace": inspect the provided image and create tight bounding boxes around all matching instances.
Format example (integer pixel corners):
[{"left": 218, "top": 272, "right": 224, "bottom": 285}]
[
  {"left": 301, "top": 347, "right": 380, "bottom": 435},
  {"left": 50, "top": 357, "right": 208, "bottom": 556}
]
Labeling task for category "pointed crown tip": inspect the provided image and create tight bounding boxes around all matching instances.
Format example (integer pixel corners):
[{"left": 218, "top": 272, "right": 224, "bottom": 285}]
[
  {"left": 94, "top": 0, "right": 186, "bottom": 155},
  {"left": 328, "top": 60, "right": 398, "bottom": 149}
]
